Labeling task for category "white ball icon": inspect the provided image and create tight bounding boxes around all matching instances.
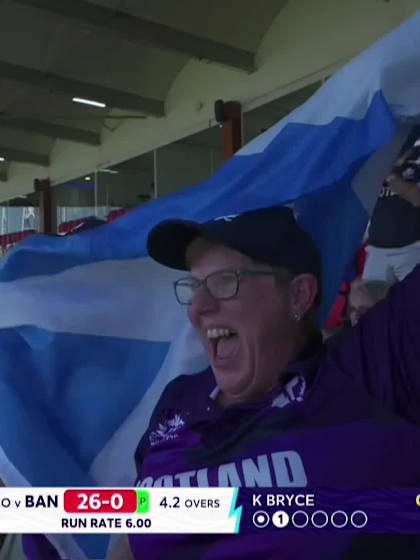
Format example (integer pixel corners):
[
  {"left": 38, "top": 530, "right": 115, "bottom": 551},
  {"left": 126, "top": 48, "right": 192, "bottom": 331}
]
[{"left": 272, "top": 510, "right": 290, "bottom": 528}]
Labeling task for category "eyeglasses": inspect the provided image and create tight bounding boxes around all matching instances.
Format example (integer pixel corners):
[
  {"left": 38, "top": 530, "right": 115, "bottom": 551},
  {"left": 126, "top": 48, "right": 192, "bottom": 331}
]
[{"left": 173, "top": 269, "right": 278, "bottom": 305}]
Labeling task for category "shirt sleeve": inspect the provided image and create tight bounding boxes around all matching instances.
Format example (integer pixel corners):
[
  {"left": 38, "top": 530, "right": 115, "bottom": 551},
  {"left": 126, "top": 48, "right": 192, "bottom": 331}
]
[{"left": 327, "top": 263, "right": 420, "bottom": 425}]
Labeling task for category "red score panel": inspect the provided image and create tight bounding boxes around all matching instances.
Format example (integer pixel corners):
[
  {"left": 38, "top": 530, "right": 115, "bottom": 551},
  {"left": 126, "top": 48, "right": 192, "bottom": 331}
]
[{"left": 64, "top": 489, "right": 137, "bottom": 514}]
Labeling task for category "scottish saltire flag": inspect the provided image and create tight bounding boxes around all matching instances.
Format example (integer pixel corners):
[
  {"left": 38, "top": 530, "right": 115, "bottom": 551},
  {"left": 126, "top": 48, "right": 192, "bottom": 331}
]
[{"left": 1, "top": 9, "right": 420, "bottom": 559}]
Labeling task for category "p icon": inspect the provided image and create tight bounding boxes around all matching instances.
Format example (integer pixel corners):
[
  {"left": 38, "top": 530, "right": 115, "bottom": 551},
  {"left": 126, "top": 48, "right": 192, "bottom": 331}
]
[{"left": 136, "top": 490, "right": 149, "bottom": 514}]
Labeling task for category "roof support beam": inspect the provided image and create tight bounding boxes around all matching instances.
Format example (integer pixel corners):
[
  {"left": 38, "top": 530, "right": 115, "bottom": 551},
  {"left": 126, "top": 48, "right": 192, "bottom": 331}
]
[
  {"left": 35, "top": 178, "right": 55, "bottom": 234},
  {"left": 0, "top": 146, "right": 49, "bottom": 166},
  {"left": 14, "top": 0, "right": 255, "bottom": 72},
  {"left": 0, "top": 116, "right": 100, "bottom": 145},
  {"left": 0, "top": 60, "right": 164, "bottom": 116}
]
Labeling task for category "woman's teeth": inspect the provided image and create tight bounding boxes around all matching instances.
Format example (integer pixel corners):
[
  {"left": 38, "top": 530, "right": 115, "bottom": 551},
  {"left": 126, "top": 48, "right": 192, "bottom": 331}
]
[{"left": 206, "top": 328, "right": 233, "bottom": 339}]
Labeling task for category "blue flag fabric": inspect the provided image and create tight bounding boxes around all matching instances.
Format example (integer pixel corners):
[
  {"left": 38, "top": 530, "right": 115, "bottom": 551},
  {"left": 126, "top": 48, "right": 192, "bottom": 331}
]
[{"left": 1, "top": 10, "right": 420, "bottom": 559}]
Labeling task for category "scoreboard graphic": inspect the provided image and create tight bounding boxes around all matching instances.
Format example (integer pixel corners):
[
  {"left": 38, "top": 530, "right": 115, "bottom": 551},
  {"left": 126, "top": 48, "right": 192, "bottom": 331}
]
[
  {"left": 0, "top": 488, "right": 239, "bottom": 533},
  {"left": 0, "top": 488, "right": 420, "bottom": 533}
]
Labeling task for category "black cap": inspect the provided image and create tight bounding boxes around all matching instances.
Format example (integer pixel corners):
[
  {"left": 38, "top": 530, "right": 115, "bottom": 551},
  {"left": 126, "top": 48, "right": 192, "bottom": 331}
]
[{"left": 147, "top": 206, "right": 321, "bottom": 284}]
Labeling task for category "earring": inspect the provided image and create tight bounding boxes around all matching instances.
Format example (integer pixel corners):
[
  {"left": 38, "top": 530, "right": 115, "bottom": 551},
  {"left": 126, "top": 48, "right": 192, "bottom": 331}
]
[{"left": 293, "top": 312, "right": 301, "bottom": 322}]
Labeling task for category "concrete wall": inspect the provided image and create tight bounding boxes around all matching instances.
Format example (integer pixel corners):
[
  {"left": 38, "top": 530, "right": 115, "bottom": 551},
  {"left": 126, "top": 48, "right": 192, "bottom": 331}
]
[{"left": 1, "top": 0, "right": 419, "bottom": 202}]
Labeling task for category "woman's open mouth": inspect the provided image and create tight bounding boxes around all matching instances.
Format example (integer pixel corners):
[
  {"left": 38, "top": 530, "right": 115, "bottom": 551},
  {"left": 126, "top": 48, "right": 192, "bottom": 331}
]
[{"left": 206, "top": 327, "right": 239, "bottom": 362}]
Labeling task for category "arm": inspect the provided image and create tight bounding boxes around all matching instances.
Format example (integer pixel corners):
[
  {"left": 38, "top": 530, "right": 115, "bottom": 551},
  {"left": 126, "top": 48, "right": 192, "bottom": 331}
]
[
  {"left": 329, "top": 263, "right": 420, "bottom": 425},
  {"left": 386, "top": 175, "right": 420, "bottom": 207}
]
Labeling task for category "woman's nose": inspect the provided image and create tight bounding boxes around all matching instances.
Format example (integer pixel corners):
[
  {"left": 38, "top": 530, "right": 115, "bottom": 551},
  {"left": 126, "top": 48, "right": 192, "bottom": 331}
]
[{"left": 188, "top": 284, "right": 218, "bottom": 317}]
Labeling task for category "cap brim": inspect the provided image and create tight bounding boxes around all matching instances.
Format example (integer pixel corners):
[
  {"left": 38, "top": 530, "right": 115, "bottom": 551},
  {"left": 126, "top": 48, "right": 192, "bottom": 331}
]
[{"left": 147, "top": 220, "right": 203, "bottom": 270}]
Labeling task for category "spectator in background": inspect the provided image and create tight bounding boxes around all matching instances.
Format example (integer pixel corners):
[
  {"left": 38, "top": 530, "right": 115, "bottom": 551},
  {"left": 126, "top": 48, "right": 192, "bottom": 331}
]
[
  {"left": 363, "top": 136, "right": 420, "bottom": 283},
  {"left": 348, "top": 279, "right": 390, "bottom": 326}
]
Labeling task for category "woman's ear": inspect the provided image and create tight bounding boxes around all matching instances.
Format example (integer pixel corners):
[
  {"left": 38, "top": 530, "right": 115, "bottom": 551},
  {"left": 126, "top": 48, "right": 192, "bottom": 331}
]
[{"left": 289, "top": 274, "right": 318, "bottom": 319}]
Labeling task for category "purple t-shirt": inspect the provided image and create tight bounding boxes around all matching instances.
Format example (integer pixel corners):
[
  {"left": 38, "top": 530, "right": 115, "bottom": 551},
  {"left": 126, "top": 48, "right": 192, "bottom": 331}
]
[{"left": 25, "top": 264, "right": 420, "bottom": 559}]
